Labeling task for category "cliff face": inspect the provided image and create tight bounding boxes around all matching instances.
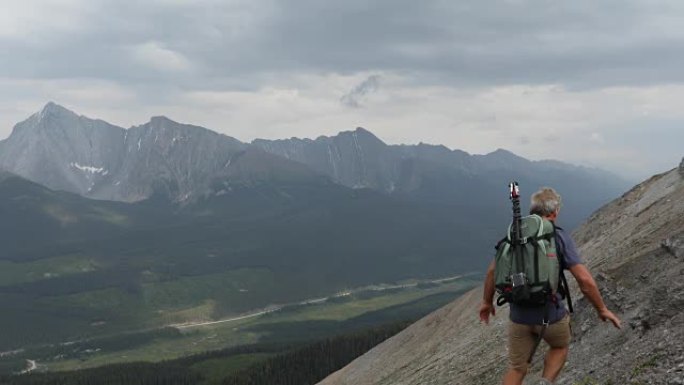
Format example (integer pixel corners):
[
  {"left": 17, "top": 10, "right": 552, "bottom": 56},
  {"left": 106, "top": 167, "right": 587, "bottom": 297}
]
[
  {"left": 0, "top": 104, "right": 248, "bottom": 202},
  {"left": 319, "top": 165, "right": 684, "bottom": 385}
]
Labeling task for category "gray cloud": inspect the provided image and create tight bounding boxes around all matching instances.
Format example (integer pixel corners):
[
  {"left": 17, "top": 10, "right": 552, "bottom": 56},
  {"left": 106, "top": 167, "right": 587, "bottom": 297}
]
[
  {"left": 341, "top": 75, "right": 381, "bottom": 108},
  {"left": 1, "top": 0, "right": 683, "bottom": 181},
  {"left": 3, "top": 0, "right": 684, "bottom": 89}
]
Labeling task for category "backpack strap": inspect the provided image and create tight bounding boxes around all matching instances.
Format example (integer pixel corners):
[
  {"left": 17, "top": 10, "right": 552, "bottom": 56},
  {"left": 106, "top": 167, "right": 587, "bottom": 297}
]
[
  {"left": 527, "top": 303, "right": 551, "bottom": 363},
  {"left": 553, "top": 224, "right": 574, "bottom": 314},
  {"left": 494, "top": 236, "right": 511, "bottom": 307},
  {"left": 496, "top": 295, "right": 508, "bottom": 306},
  {"left": 560, "top": 271, "right": 573, "bottom": 313},
  {"left": 530, "top": 238, "right": 540, "bottom": 284},
  {"left": 495, "top": 237, "right": 508, "bottom": 250}
]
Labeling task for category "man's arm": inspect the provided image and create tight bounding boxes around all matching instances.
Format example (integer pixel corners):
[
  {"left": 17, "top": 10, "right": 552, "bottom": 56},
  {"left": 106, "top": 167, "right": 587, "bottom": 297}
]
[
  {"left": 479, "top": 261, "right": 496, "bottom": 324},
  {"left": 568, "top": 264, "right": 621, "bottom": 329}
]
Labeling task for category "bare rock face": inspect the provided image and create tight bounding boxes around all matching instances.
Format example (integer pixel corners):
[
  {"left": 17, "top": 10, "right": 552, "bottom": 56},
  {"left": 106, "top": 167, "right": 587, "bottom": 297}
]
[
  {"left": 680, "top": 157, "right": 684, "bottom": 176},
  {"left": 253, "top": 131, "right": 629, "bottom": 197},
  {"left": 0, "top": 103, "right": 247, "bottom": 202},
  {"left": 0, "top": 102, "right": 126, "bottom": 197},
  {"left": 319, "top": 166, "right": 684, "bottom": 385}
]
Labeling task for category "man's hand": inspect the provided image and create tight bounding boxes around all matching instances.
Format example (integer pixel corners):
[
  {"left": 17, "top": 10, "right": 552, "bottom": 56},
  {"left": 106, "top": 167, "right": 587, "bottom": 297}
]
[
  {"left": 479, "top": 302, "right": 495, "bottom": 324},
  {"left": 569, "top": 264, "right": 622, "bottom": 330},
  {"left": 598, "top": 308, "right": 622, "bottom": 329}
]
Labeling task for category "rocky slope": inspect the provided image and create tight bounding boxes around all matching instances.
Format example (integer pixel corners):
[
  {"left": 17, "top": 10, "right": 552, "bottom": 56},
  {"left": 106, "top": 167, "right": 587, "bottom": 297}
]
[{"left": 319, "top": 160, "right": 684, "bottom": 385}]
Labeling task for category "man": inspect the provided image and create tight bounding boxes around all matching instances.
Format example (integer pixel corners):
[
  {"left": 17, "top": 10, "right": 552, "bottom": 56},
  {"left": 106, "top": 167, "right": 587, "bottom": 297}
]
[{"left": 479, "top": 187, "right": 621, "bottom": 385}]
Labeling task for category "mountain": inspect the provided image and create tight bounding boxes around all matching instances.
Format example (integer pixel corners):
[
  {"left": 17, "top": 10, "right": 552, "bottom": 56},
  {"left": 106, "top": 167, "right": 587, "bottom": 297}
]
[
  {"left": 0, "top": 103, "right": 274, "bottom": 202},
  {"left": 0, "top": 102, "right": 127, "bottom": 197},
  {"left": 253, "top": 129, "right": 630, "bottom": 230},
  {"left": 0, "top": 104, "right": 629, "bottom": 231},
  {"left": 253, "top": 128, "right": 398, "bottom": 191},
  {"left": 91, "top": 115, "right": 247, "bottom": 202},
  {"left": 319, "top": 160, "right": 684, "bottom": 385}
]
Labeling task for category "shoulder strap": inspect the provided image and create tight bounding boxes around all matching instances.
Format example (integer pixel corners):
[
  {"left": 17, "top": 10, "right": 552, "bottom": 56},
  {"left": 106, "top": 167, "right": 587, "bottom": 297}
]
[
  {"left": 553, "top": 224, "right": 573, "bottom": 313},
  {"left": 495, "top": 236, "right": 508, "bottom": 250}
]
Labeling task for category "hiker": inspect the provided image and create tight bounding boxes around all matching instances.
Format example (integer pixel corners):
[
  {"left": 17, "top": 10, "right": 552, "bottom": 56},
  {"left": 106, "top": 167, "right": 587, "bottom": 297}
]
[{"left": 478, "top": 187, "right": 621, "bottom": 385}]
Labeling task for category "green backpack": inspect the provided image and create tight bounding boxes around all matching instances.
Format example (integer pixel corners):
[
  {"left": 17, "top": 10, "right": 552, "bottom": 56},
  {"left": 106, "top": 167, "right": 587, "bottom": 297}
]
[{"left": 494, "top": 214, "right": 561, "bottom": 307}]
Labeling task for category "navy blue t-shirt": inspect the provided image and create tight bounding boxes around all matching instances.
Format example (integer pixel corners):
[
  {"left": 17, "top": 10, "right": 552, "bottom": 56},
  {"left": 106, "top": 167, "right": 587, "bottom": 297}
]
[{"left": 508, "top": 227, "right": 582, "bottom": 325}]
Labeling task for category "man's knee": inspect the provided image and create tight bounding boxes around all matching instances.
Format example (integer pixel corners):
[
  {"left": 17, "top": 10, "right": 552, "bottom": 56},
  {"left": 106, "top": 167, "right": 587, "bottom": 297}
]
[
  {"left": 503, "top": 366, "right": 528, "bottom": 385},
  {"left": 508, "top": 361, "right": 529, "bottom": 374},
  {"left": 553, "top": 346, "right": 569, "bottom": 353},
  {"left": 546, "top": 346, "right": 569, "bottom": 359}
]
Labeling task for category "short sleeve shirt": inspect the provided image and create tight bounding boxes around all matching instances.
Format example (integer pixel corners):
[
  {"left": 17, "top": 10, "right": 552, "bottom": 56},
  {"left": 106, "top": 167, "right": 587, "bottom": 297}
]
[{"left": 508, "top": 226, "right": 583, "bottom": 325}]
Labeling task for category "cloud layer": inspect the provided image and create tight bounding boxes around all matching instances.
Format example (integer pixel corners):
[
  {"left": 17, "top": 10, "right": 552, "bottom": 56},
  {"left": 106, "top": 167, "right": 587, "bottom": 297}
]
[{"left": 2, "top": 0, "right": 683, "bottom": 180}]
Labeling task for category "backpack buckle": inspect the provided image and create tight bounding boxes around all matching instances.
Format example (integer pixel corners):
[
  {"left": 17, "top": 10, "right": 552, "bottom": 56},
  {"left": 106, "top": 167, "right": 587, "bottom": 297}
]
[{"left": 511, "top": 273, "right": 526, "bottom": 287}]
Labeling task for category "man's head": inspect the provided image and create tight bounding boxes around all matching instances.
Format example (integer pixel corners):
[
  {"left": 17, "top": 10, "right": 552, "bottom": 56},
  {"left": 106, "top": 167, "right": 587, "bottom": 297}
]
[{"left": 530, "top": 187, "right": 562, "bottom": 220}]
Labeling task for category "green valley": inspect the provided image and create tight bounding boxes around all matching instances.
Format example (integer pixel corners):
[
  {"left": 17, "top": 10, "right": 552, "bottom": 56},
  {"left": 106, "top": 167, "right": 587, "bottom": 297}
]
[{"left": 2, "top": 274, "right": 479, "bottom": 379}]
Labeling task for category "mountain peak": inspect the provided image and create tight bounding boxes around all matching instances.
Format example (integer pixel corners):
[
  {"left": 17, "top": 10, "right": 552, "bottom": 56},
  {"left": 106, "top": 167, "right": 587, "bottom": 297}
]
[
  {"left": 38, "top": 101, "right": 76, "bottom": 120},
  {"left": 352, "top": 126, "right": 378, "bottom": 138},
  {"left": 336, "top": 126, "right": 385, "bottom": 146},
  {"left": 489, "top": 148, "right": 516, "bottom": 156},
  {"left": 149, "top": 115, "right": 177, "bottom": 125},
  {"left": 484, "top": 148, "right": 527, "bottom": 161},
  {"left": 42, "top": 101, "right": 63, "bottom": 111},
  {"left": 8, "top": 102, "right": 79, "bottom": 137}
]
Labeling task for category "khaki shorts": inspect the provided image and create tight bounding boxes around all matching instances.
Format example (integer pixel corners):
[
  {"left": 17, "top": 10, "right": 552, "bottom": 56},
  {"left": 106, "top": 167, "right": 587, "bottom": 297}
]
[{"left": 508, "top": 315, "right": 571, "bottom": 372}]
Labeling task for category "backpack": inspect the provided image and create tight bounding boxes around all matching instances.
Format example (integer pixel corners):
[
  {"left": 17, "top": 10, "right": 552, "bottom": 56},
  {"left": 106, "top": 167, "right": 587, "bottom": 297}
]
[{"left": 494, "top": 214, "right": 561, "bottom": 307}]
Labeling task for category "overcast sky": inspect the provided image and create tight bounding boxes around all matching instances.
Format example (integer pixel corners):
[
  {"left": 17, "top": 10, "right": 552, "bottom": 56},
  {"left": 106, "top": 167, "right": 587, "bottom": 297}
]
[{"left": 2, "top": 0, "right": 683, "bottom": 180}]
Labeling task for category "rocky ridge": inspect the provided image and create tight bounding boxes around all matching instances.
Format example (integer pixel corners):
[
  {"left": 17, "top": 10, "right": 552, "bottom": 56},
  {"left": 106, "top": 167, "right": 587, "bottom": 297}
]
[
  {"left": 0, "top": 103, "right": 329, "bottom": 202},
  {"left": 320, "top": 163, "right": 684, "bottom": 385},
  {"left": 253, "top": 131, "right": 625, "bottom": 196},
  {"left": 0, "top": 102, "right": 126, "bottom": 196},
  {"left": 0, "top": 103, "right": 629, "bottom": 222}
]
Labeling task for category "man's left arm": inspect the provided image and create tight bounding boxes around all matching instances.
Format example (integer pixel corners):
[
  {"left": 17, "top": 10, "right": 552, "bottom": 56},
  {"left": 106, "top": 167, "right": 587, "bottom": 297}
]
[{"left": 559, "top": 229, "right": 621, "bottom": 329}]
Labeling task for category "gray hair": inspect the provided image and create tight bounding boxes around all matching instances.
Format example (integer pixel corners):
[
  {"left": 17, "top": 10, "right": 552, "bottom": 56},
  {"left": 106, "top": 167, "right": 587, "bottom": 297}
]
[{"left": 530, "top": 187, "right": 562, "bottom": 217}]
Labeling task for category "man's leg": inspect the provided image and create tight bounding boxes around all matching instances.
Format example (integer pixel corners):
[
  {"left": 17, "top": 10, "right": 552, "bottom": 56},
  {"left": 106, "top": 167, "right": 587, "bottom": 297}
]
[
  {"left": 541, "top": 346, "right": 568, "bottom": 381},
  {"left": 540, "top": 315, "right": 572, "bottom": 382},
  {"left": 503, "top": 368, "right": 526, "bottom": 385},
  {"left": 504, "top": 322, "right": 535, "bottom": 385}
]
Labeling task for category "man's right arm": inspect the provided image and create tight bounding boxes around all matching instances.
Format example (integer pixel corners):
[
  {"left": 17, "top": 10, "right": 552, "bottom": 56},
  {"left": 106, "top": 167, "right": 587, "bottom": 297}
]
[
  {"left": 568, "top": 264, "right": 621, "bottom": 329},
  {"left": 479, "top": 260, "right": 496, "bottom": 324}
]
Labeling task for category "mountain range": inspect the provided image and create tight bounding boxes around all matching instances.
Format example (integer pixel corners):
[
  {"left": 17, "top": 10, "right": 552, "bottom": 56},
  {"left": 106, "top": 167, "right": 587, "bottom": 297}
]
[{"left": 0, "top": 102, "right": 628, "bottom": 228}]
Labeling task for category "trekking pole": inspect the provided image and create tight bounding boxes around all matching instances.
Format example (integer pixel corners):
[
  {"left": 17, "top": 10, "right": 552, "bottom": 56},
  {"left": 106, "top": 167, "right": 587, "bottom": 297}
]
[
  {"left": 509, "top": 182, "right": 522, "bottom": 243},
  {"left": 509, "top": 182, "right": 526, "bottom": 289}
]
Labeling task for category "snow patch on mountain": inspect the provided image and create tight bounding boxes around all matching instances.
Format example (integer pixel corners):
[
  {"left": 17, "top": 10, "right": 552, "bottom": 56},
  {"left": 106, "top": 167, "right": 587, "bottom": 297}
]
[{"left": 70, "top": 163, "right": 108, "bottom": 175}]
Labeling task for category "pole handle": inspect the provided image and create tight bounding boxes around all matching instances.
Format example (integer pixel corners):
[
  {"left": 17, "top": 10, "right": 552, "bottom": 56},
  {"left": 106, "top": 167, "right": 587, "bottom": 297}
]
[{"left": 509, "top": 181, "right": 520, "bottom": 200}]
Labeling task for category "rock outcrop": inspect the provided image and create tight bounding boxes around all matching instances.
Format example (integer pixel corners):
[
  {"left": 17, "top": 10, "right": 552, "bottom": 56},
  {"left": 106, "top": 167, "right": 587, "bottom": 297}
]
[{"left": 320, "top": 163, "right": 684, "bottom": 385}]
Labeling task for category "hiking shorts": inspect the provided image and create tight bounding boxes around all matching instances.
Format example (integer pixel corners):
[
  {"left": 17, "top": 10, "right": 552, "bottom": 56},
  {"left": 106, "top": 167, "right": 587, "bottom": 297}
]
[{"left": 507, "top": 314, "right": 571, "bottom": 372}]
